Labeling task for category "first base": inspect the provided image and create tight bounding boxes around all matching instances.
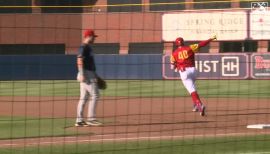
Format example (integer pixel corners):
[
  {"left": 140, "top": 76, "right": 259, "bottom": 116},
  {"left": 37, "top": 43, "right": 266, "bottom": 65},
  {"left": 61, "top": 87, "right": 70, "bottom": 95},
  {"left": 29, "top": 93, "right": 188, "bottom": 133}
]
[{"left": 247, "top": 124, "right": 270, "bottom": 129}]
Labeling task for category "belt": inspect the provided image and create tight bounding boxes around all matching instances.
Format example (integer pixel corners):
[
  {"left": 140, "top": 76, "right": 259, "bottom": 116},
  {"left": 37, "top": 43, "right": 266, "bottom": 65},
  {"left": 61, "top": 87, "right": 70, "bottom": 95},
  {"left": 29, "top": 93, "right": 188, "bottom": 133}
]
[
  {"left": 179, "top": 66, "right": 194, "bottom": 72},
  {"left": 179, "top": 67, "right": 186, "bottom": 72}
]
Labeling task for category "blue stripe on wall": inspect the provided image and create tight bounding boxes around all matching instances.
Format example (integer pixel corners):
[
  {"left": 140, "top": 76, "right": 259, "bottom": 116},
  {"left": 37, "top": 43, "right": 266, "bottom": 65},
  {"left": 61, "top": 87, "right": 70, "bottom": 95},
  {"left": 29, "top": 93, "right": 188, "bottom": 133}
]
[{"left": 0, "top": 55, "right": 163, "bottom": 80}]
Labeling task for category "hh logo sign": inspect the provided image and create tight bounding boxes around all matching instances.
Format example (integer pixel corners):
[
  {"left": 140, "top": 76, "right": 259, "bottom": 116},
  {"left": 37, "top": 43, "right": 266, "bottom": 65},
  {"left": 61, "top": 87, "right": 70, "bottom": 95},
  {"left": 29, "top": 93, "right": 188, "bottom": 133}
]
[
  {"left": 221, "top": 57, "right": 240, "bottom": 76},
  {"left": 163, "top": 54, "right": 248, "bottom": 79}
]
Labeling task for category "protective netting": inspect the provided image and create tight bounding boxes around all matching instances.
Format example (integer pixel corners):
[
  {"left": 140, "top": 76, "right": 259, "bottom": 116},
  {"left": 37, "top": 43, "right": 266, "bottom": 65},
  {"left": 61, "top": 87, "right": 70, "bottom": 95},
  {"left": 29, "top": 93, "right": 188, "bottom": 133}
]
[{"left": 0, "top": 0, "right": 270, "bottom": 154}]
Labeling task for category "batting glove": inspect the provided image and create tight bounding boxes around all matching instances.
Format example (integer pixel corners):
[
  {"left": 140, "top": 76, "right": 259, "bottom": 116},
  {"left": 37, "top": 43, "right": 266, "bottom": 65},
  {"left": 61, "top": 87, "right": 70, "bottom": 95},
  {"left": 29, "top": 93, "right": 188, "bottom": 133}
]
[{"left": 211, "top": 34, "right": 217, "bottom": 40}]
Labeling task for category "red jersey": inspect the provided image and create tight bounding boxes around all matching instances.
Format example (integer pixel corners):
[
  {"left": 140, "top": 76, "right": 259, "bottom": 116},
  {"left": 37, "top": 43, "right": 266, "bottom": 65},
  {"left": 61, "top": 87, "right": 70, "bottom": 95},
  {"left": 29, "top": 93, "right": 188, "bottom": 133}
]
[
  {"left": 171, "top": 44, "right": 198, "bottom": 70},
  {"left": 170, "top": 39, "right": 212, "bottom": 71}
]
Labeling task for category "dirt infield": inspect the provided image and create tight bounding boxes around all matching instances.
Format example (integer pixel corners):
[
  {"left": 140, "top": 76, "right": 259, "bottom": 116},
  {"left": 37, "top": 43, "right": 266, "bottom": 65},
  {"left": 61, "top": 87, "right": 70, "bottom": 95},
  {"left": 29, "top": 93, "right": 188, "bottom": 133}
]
[{"left": 0, "top": 96, "right": 270, "bottom": 147}]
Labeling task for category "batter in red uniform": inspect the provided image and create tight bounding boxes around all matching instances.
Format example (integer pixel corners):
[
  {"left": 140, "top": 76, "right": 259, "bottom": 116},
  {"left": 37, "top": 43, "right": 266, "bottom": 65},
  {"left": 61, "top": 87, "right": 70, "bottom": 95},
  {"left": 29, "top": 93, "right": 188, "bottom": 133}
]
[{"left": 171, "top": 35, "right": 217, "bottom": 116}]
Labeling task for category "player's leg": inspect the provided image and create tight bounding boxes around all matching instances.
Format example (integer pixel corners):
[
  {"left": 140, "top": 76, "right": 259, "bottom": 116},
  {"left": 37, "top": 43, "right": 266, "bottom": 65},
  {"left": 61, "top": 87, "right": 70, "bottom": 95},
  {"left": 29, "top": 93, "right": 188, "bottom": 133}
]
[
  {"left": 189, "top": 68, "right": 206, "bottom": 116},
  {"left": 179, "top": 69, "right": 197, "bottom": 109},
  {"left": 191, "top": 91, "right": 202, "bottom": 109},
  {"left": 189, "top": 68, "right": 200, "bottom": 110},
  {"left": 86, "top": 81, "right": 99, "bottom": 121},
  {"left": 180, "top": 68, "right": 206, "bottom": 116},
  {"left": 179, "top": 68, "right": 197, "bottom": 95},
  {"left": 75, "top": 82, "right": 89, "bottom": 126},
  {"left": 84, "top": 80, "right": 102, "bottom": 126},
  {"left": 192, "top": 91, "right": 206, "bottom": 116},
  {"left": 191, "top": 91, "right": 206, "bottom": 116}
]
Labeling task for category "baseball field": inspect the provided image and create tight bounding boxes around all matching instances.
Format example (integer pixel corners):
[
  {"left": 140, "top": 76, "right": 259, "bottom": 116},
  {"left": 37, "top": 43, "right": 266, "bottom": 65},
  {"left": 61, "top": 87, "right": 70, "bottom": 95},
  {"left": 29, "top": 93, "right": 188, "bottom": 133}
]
[{"left": 0, "top": 79, "right": 269, "bottom": 154}]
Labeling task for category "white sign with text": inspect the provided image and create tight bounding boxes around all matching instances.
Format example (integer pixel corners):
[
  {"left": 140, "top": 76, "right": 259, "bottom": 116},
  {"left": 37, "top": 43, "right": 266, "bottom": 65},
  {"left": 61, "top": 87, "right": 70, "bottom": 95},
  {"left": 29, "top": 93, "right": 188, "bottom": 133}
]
[
  {"left": 250, "top": 11, "right": 270, "bottom": 39},
  {"left": 162, "top": 11, "right": 248, "bottom": 41}
]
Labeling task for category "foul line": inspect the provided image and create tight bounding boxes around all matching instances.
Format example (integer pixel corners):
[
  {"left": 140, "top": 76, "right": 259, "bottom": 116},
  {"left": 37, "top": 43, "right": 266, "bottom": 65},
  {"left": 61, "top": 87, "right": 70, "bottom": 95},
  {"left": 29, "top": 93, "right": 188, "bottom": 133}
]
[{"left": 0, "top": 131, "right": 267, "bottom": 148}]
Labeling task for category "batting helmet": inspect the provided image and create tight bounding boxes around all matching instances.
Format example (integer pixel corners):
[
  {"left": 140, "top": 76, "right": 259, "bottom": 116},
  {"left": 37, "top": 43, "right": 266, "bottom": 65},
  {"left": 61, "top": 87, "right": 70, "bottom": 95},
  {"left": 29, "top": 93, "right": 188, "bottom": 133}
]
[{"left": 175, "top": 37, "right": 184, "bottom": 46}]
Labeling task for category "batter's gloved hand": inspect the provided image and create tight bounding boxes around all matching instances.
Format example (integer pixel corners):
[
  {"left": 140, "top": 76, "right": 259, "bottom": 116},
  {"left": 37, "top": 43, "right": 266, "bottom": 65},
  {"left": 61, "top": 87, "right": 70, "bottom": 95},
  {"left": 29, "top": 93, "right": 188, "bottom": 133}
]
[
  {"left": 97, "top": 76, "right": 107, "bottom": 90},
  {"left": 211, "top": 34, "right": 217, "bottom": 40}
]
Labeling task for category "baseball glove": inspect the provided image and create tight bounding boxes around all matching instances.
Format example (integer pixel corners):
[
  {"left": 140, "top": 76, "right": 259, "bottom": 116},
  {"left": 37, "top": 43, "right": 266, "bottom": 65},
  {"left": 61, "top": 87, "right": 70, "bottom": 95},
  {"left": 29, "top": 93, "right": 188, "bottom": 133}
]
[{"left": 97, "top": 76, "right": 107, "bottom": 90}]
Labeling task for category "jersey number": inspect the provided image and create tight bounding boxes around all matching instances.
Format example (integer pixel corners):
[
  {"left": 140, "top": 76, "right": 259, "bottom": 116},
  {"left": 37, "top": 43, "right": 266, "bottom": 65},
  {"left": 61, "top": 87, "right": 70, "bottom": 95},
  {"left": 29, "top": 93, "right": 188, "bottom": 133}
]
[{"left": 178, "top": 50, "right": 189, "bottom": 60}]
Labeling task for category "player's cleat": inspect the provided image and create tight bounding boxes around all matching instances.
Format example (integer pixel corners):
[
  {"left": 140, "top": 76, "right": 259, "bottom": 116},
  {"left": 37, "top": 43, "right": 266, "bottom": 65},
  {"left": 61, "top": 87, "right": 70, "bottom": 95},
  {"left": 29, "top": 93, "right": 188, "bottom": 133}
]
[
  {"left": 200, "top": 105, "right": 206, "bottom": 116},
  {"left": 86, "top": 120, "right": 103, "bottom": 126},
  {"left": 192, "top": 104, "right": 199, "bottom": 112},
  {"left": 75, "top": 121, "right": 88, "bottom": 127}
]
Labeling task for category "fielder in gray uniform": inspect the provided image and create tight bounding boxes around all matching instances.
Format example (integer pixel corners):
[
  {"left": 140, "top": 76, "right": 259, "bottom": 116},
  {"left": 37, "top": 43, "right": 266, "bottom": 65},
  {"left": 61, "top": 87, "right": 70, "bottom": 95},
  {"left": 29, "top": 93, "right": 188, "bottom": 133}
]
[{"left": 75, "top": 29, "right": 102, "bottom": 127}]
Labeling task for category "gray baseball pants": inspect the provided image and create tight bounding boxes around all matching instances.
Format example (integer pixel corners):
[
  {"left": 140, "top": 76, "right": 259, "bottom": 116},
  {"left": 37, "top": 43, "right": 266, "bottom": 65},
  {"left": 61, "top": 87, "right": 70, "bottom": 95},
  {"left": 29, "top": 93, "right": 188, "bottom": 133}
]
[{"left": 76, "top": 71, "right": 99, "bottom": 123}]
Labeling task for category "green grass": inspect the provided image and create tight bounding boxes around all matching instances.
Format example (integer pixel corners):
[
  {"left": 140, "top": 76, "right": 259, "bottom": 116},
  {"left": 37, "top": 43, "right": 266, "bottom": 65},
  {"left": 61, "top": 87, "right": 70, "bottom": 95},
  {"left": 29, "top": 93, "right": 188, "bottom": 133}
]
[
  {"left": 0, "top": 116, "right": 83, "bottom": 139},
  {"left": 0, "top": 80, "right": 269, "bottom": 152},
  {"left": 1, "top": 135, "right": 270, "bottom": 154},
  {"left": 0, "top": 80, "right": 269, "bottom": 98},
  {"left": 0, "top": 80, "right": 78, "bottom": 96}
]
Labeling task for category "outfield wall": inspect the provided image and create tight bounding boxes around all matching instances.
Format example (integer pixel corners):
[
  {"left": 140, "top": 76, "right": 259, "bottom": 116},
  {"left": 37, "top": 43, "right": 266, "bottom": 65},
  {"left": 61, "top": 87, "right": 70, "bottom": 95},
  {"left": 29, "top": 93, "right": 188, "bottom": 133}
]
[
  {"left": 0, "top": 55, "right": 77, "bottom": 80},
  {"left": 0, "top": 54, "right": 269, "bottom": 80},
  {"left": 0, "top": 55, "right": 162, "bottom": 80}
]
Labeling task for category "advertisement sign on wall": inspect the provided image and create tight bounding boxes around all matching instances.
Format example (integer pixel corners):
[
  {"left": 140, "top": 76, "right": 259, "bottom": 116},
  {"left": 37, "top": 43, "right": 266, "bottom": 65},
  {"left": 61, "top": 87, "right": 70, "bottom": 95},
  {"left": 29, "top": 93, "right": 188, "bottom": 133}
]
[
  {"left": 250, "top": 11, "right": 270, "bottom": 40},
  {"left": 163, "top": 54, "right": 249, "bottom": 79},
  {"left": 162, "top": 11, "right": 248, "bottom": 41},
  {"left": 251, "top": 53, "right": 270, "bottom": 79}
]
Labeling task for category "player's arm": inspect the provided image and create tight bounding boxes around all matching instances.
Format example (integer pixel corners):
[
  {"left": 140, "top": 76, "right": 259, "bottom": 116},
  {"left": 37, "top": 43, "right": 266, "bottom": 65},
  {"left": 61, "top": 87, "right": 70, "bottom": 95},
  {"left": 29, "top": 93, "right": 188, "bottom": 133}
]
[
  {"left": 77, "top": 57, "right": 84, "bottom": 74},
  {"left": 77, "top": 47, "right": 85, "bottom": 82},
  {"left": 170, "top": 53, "right": 177, "bottom": 71},
  {"left": 189, "top": 35, "right": 217, "bottom": 52}
]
